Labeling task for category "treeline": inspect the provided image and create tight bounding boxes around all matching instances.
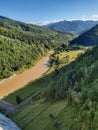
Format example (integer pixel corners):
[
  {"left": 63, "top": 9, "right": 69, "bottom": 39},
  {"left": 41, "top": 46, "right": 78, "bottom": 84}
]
[
  {"left": 70, "top": 24, "right": 98, "bottom": 46},
  {"left": 44, "top": 46, "right": 98, "bottom": 129},
  {"left": 0, "top": 16, "right": 74, "bottom": 79},
  {"left": 0, "top": 35, "right": 46, "bottom": 78}
]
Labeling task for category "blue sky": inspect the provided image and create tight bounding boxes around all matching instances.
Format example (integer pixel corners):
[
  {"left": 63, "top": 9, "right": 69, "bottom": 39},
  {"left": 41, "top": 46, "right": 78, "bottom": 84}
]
[{"left": 0, "top": 0, "right": 98, "bottom": 25}]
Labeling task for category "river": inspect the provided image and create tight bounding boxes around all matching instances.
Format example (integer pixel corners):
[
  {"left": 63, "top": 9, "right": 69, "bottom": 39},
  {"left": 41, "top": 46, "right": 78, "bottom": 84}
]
[
  {"left": 0, "top": 52, "right": 52, "bottom": 130},
  {"left": 0, "top": 51, "right": 52, "bottom": 99}
]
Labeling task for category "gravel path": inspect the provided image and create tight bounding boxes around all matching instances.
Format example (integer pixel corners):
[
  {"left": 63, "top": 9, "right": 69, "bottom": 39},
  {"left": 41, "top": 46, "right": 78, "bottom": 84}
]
[{"left": 0, "top": 92, "right": 39, "bottom": 113}]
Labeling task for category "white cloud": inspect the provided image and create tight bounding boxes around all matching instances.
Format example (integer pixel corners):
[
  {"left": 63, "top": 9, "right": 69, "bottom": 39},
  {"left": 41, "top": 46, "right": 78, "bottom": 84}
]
[
  {"left": 35, "top": 20, "right": 63, "bottom": 26},
  {"left": 71, "top": 17, "right": 88, "bottom": 21},
  {"left": 91, "top": 14, "right": 98, "bottom": 20},
  {"left": 28, "top": 20, "right": 63, "bottom": 26},
  {"left": 28, "top": 14, "right": 98, "bottom": 26},
  {"left": 36, "top": 21, "right": 52, "bottom": 26},
  {"left": 79, "top": 14, "right": 98, "bottom": 21},
  {"left": 71, "top": 14, "right": 98, "bottom": 21},
  {"left": 28, "top": 22, "right": 35, "bottom": 24}
]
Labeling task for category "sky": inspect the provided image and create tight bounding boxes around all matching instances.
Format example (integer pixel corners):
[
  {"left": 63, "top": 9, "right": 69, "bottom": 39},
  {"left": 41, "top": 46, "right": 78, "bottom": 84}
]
[{"left": 0, "top": 0, "right": 98, "bottom": 25}]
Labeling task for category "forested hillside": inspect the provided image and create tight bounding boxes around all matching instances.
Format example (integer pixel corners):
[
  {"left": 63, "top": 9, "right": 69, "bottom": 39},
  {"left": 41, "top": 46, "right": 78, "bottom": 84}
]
[
  {"left": 0, "top": 16, "right": 74, "bottom": 79},
  {"left": 71, "top": 24, "right": 98, "bottom": 46},
  {"left": 45, "top": 46, "right": 98, "bottom": 99},
  {"left": 9, "top": 46, "right": 98, "bottom": 130},
  {"left": 1, "top": 16, "right": 98, "bottom": 130},
  {"left": 44, "top": 46, "right": 98, "bottom": 129}
]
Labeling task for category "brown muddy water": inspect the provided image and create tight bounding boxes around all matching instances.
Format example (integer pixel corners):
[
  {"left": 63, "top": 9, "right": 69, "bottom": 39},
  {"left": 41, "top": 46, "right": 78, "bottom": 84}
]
[{"left": 0, "top": 52, "right": 51, "bottom": 99}]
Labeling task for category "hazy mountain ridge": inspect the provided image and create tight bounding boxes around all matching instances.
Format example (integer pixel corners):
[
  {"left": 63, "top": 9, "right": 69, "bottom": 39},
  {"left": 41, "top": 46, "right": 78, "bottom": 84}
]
[{"left": 43, "top": 20, "right": 98, "bottom": 34}]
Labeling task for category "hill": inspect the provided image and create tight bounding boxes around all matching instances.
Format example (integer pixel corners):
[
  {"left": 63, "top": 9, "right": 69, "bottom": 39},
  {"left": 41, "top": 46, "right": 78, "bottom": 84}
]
[
  {"left": 0, "top": 16, "right": 74, "bottom": 79},
  {"left": 5, "top": 46, "right": 98, "bottom": 130},
  {"left": 71, "top": 25, "right": 98, "bottom": 46},
  {"left": 1, "top": 16, "right": 98, "bottom": 130},
  {"left": 43, "top": 20, "right": 98, "bottom": 34}
]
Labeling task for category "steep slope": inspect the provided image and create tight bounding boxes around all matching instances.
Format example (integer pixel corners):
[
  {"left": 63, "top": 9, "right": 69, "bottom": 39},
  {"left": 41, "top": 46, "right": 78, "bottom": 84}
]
[
  {"left": 0, "top": 16, "right": 74, "bottom": 79},
  {"left": 43, "top": 20, "right": 98, "bottom": 34},
  {"left": 70, "top": 25, "right": 98, "bottom": 46},
  {"left": 9, "top": 46, "right": 98, "bottom": 130}
]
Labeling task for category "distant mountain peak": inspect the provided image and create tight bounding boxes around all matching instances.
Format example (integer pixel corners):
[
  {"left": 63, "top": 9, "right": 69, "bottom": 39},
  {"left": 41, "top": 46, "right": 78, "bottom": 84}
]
[{"left": 43, "top": 20, "right": 98, "bottom": 34}]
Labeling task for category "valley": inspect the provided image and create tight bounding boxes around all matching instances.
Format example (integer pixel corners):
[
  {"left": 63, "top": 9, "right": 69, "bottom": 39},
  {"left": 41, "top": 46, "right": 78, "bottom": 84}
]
[
  {"left": 4, "top": 49, "right": 84, "bottom": 104},
  {"left": 0, "top": 15, "right": 98, "bottom": 130}
]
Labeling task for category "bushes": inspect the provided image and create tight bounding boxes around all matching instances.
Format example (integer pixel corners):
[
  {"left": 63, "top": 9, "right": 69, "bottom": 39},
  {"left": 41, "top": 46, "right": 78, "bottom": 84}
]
[
  {"left": 0, "top": 107, "right": 5, "bottom": 114},
  {"left": 16, "top": 95, "right": 22, "bottom": 104}
]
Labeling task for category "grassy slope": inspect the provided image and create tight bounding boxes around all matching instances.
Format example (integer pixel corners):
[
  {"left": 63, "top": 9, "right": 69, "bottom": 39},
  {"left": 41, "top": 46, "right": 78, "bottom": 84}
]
[
  {"left": 11, "top": 99, "right": 66, "bottom": 130},
  {"left": 11, "top": 98, "right": 81, "bottom": 130},
  {"left": 52, "top": 50, "right": 84, "bottom": 68},
  {"left": 7, "top": 46, "right": 98, "bottom": 130}
]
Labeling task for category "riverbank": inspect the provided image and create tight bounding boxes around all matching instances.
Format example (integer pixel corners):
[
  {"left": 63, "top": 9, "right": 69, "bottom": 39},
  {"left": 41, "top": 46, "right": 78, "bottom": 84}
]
[{"left": 0, "top": 51, "right": 52, "bottom": 99}]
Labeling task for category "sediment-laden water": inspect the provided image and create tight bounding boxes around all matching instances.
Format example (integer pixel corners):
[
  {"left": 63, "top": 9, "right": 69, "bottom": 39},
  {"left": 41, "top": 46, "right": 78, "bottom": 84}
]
[{"left": 0, "top": 52, "right": 52, "bottom": 99}]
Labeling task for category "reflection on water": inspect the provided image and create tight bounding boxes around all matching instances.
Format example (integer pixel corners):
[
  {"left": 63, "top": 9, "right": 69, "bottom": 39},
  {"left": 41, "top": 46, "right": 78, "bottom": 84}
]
[
  {"left": 0, "top": 113, "right": 21, "bottom": 130},
  {"left": 44, "top": 57, "right": 50, "bottom": 66}
]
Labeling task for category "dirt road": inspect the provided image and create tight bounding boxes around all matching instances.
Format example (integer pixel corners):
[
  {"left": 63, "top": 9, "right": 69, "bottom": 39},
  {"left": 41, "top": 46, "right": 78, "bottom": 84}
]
[{"left": 0, "top": 52, "right": 51, "bottom": 99}]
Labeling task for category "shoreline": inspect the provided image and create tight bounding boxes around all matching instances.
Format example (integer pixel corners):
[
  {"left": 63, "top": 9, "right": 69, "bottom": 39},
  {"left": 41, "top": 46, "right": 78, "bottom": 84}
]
[{"left": 0, "top": 51, "right": 52, "bottom": 99}]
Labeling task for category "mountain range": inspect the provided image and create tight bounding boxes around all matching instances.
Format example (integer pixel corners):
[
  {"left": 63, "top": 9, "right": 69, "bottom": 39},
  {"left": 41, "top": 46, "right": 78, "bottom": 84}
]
[{"left": 43, "top": 20, "right": 98, "bottom": 34}]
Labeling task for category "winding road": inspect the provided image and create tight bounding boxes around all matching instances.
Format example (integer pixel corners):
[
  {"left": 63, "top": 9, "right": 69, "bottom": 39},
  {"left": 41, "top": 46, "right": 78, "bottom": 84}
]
[{"left": 0, "top": 52, "right": 52, "bottom": 99}]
